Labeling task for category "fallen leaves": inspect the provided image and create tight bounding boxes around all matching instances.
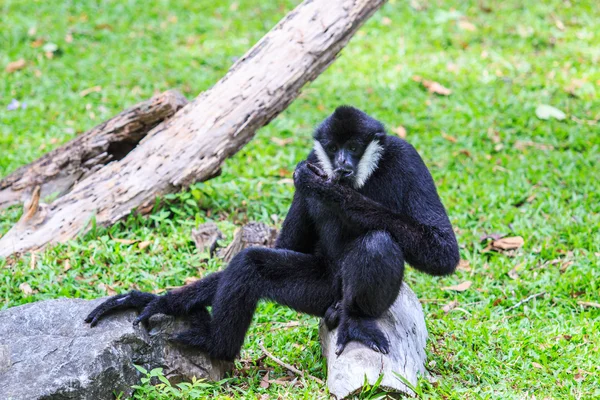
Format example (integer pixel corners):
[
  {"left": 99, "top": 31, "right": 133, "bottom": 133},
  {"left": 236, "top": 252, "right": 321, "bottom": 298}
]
[
  {"left": 19, "top": 282, "right": 34, "bottom": 295},
  {"left": 6, "top": 58, "right": 26, "bottom": 73},
  {"left": 482, "top": 236, "right": 525, "bottom": 253},
  {"left": 79, "top": 85, "right": 102, "bottom": 97},
  {"left": 442, "top": 281, "right": 472, "bottom": 292},
  {"left": 442, "top": 132, "right": 458, "bottom": 143},
  {"left": 532, "top": 362, "right": 544, "bottom": 369},
  {"left": 270, "top": 137, "right": 293, "bottom": 146},
  {"left": 412, "top": 76, "right": 452, "bottom": 96},
  {"left": 457, "top": 259, "right": 471, "bottom": 272},
  {"left": 458, "top": 20, "right": 477, "bottom": 32},
  {"left": 442, "top": 300, "right": 459, "bottom": 313},
  {"left": 393, "top": 125, "right": 407, "bottom": 138},
  {"left": 536, "top": 104, "right": 566, "bottom": 121},
  {"left": 492, "top": 236, "right": 524, "bottom": 250},
  {"left": 112, "top": 238, "right": 138, "bottom": 245},
  {"left": 260, "top": 371, "right": 270, "bottom": 389},
  {"left": 577, "top": 301, "right": 600, "bottom": 308},
  {"left": 514, "top": 141, "right": 554, "bottom": 151}
]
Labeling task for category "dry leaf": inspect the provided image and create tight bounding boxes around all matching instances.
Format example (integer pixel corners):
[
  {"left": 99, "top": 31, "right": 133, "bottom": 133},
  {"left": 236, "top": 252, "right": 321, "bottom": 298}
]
[
  {"left": 6, "top": 59, "right": 26, "bottom": 73},
  {"left": 277, "top": 178, "right": 294, "bottom": 185},
  {"left": 492, "top": 236, "right": 524, "bottom": 250},
  {"left": 63, "top": 259, "right": 72, "bottom": 272},
  {"left": 79, "top": 85, "right": 102, "bottom": 97},
  {"left": 106, "top": 284, "right": 117, "bottom": 296},
  {"left": 532, "top": 362, "right": 543, "bottom": 369},
  {"left": 442, "top": 300, "right": 459, "bottom": 313},
  {"left": 442, "top": 132, "right": 458, "bottom": 143},
  {"left": 458, "top": 20, "right": 477, "bottom": 31},
  {"left": 112, "top": 237, "right": 138, "bottom": 245},
  {"left": 382, "top": 17, "right": 392, "bottom": 26},
  {"left": 410, "top": 0, "right": 428, "bottom": 11},
  {"left": 65, "top": 33, "right": 73, "bottom": 43},
  {"left": 508, "top": 267, "right": 519, "bottom": 280},
  {"left": 138, "top": 240, "right": 152, "bottom": 250},
  {"left": 31, "top": 38, "right": 44, "bottom": 48},
  {"left": 260, "top": 371, "right": 270, "bottom": 389},
  {"left": 393, "top": 125, "right": 407, "bottom": 138},
  {"left": 577, "top": 301, "right": 600, "bottom": 308},
  {"left": 30, "top": 252, "right": 37, "bottom": 270},
  {"left": 20, "top": 282, "right": 34, "bottom": 295},
  {"left": 270, "top": 137, "right": 294, "bottom": 146},
  {"left": 442, "top": 281, "right": 472, "bottom": 292},
  {"left": 421, "top": 80, "right": 452, "bottom": 96},
  {"left": 184, "top": 276, "right": 199, "bottom": 285},
  {"left": 457, "top": 259, "right": 471, "bottom": 272}
]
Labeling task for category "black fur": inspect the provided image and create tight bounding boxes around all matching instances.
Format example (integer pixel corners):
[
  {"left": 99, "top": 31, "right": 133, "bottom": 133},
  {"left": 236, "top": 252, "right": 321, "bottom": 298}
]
[{"left": 85, "top": 106, "right": 459, "bottom": 361}]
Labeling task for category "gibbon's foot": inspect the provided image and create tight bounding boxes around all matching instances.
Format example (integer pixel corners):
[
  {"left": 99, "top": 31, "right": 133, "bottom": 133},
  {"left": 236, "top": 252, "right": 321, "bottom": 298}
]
[
  {"left": 324, "top": 301, "right": 341, "bottom": 330},
  {"left": 85, "top": 290, "right": 158, "bottom": 327},
  {"left": 335, "top": 317, "right": 390, "bottom": 356}
]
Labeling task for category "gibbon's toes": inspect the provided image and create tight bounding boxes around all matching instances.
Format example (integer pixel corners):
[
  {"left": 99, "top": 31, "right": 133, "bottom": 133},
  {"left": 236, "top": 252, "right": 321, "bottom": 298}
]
[
  {"left": 334, "top": 317, "right": 390, "bottom": 356},
  {"left": 133, "top": 298, "right": 165, "bottom": 327},
  {"left": 85, "top": 290, "right": 158, "bottom": 327},
  {"left": 362, "top": 332, "right": 390, "bottom": 355},
  {"left": 85, "top": 293, "right": 131, "bottom": 327}
]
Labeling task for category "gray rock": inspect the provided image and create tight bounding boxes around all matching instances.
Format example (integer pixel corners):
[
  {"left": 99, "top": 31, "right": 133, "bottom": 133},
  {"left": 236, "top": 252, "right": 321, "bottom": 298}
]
[
  {"left": 0, "top": 298, "right": 231, "bottom": 400},
  {"left": 320, "top": 283, "right": 428, "bottom": 398}
]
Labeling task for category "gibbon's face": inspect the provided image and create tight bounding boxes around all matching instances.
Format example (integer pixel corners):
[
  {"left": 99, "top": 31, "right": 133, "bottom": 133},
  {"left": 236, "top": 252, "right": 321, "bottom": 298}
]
[{"left": 313, "top": 106, "right": 385, "bottom": 189}]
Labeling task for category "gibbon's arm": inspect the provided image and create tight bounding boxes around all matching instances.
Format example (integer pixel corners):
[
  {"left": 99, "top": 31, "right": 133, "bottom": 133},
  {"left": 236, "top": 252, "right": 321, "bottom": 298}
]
[
  {"left": 274, "top": 191, "right": 317, "bottom": 254},
  {"left": 294, "top": 158, "right": 459, "bottom": 275}
]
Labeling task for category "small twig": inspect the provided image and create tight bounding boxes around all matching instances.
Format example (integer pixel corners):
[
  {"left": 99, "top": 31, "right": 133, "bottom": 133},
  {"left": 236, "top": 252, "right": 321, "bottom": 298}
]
[
  {"left": 505, "top": 292, "right": 545, "bottom": 312},
  {"left": 258, "top": 341, "right": 324, "bottom": 385}
]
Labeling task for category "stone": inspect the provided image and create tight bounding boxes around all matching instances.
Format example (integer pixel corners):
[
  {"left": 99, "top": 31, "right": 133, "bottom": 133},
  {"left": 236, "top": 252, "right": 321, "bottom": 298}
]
[
  {"left": 0, "top": 298, "right": 231, "bottom": 400},
  {"left": 320, "top": 283, "right": 428, "bottom": 399}
]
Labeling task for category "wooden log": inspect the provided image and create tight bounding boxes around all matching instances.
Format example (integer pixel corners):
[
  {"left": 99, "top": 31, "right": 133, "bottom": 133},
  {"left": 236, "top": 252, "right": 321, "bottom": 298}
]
[
  {"left": 218, "top": 222, "right": 277, "bottom": 262},
  {"left": 0, "top": 90, "right": 188, "bottom": 210},
  {"left": 0, "top": 0, "right": 386, "bottom": 258},
  {"left": 320, "top": 283, "right": 428, "bottom": 399}
]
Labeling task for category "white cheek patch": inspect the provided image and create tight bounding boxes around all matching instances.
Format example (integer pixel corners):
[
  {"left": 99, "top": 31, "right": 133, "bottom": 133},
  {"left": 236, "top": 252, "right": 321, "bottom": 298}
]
[
  {"left": 354, "top": 139, "right": 383, "bottom": 189},
  {"left": 313, "top": 140, "right": 334, "bottom": 178}
]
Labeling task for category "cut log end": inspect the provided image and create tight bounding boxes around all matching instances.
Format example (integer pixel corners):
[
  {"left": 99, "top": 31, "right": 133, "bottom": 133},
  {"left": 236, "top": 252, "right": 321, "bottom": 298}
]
[{"left": 320, "top": 283, "right": 428, "bottom": 399}]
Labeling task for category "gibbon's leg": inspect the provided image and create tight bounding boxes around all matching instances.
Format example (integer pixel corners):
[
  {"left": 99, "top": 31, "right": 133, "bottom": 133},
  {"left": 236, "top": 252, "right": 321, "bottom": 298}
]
[
  {"left": 172, "top": 247, "right": 335, "bottom": 361},
  {"left": 85, "top": 272, "right": 223, "bottom": 327},
  {"left": 336, "top": 230, "right": 404, "bottom": 355}
]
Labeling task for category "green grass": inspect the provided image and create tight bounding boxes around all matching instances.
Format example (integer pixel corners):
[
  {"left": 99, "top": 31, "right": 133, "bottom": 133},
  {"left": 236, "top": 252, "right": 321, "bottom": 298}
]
[{"left": 1, "top": 0, "right": 599, "bottom": 398}]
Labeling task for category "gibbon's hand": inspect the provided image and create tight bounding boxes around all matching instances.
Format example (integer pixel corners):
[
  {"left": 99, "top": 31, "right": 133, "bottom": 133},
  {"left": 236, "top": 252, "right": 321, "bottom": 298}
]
[{"left": 293, "top": 161, "right": 347, "bottom": 202}]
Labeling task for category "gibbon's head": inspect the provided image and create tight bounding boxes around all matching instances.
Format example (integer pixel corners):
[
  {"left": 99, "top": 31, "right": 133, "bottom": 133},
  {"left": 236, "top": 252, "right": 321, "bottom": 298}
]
[{"left": 313, "top": 106, "right": 386, "bottom": 188}]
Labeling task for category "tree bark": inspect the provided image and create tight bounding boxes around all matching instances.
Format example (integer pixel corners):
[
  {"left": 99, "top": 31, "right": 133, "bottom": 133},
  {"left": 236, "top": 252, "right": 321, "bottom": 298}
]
[
  {"left": 320, "top": 283, "right": 428, "bottom": 399},
  {"left": 0, "top": 0, "right": 386, "bottom": 258},
  {"left": 0, "top": 90, "right": 187, "bottom": 210}
]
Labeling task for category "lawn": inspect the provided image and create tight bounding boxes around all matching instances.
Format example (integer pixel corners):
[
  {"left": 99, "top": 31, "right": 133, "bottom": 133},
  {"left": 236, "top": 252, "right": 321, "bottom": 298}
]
[{"left": 1, "top": 0, "right": 599, "bottom": 398}]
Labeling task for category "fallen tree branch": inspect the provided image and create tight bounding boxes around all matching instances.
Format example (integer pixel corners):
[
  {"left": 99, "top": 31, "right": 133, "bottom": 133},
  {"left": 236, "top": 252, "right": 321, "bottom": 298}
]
[
  {"left": 0, "top": 90, "right": 187, "bottom": 210},
  {"left": 258, "top": 341, "right": 324, "bottom": 385},
  {"left": 0, "top": 0, "right": 386, "bottom": 258}
]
